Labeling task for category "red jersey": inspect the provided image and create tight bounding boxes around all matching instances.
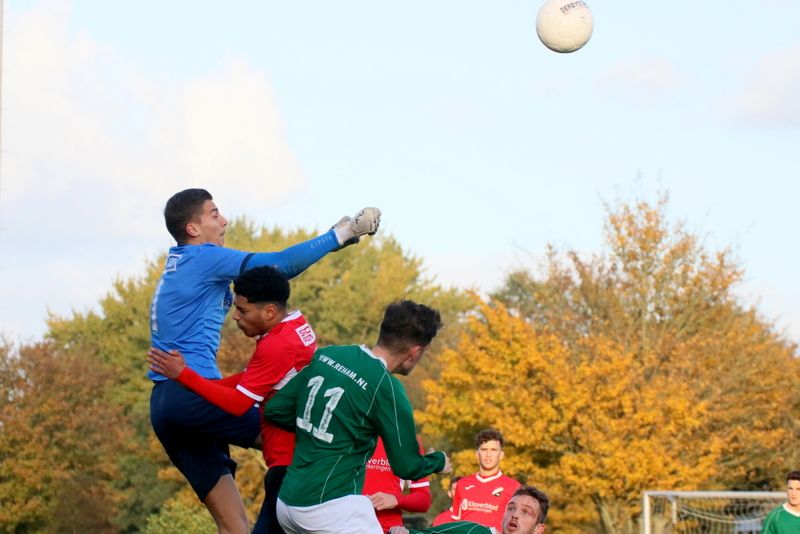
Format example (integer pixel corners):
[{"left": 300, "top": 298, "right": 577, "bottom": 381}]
[
  {"left": 362, "top": 437, "right": 432, "bottom": 533},
  {"left": 176, "top": 311, "right": 316, "bottom": 466},
  {"left": 450, "top": 471, "right": 520, "bottom": 531}
]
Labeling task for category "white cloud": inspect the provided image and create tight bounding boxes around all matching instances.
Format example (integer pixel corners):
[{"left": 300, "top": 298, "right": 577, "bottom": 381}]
[
  {"left": 594, "top": 56, "right": 685, "bottom": 101},
  {"left": 727, "top": 46, "right": 800, "bottom": 127},
  {"left": 0, "top": 3, "right": 305, "bottom": 340}
]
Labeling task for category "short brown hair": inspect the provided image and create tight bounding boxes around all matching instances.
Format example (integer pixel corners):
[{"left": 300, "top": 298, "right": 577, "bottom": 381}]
[
  {"left": 474, "top": 428, "right": 504, "bottom": 449},
  {"left": 787, "top": 471, "right": 800, "bottom": 483}
]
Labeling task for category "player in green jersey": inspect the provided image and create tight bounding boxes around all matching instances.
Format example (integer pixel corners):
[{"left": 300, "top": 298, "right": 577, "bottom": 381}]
[
  {"left": 389, "top": 485, "right": 549, "bottom": 534},
  {"left": 762, "top": 471, "right": 800, "bottom": 534},
  {"left": 265, "top": 300, "right": 452, "bottom": 534}
]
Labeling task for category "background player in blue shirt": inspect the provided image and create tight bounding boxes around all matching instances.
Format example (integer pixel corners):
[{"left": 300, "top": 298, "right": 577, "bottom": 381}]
[{"left": 149, "top": 188, "right": 380, "bottom": 534}]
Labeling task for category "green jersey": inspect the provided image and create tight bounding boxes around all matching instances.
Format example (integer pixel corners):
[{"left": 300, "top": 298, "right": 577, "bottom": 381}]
[
  {"left": 409, "top": 522, "right": 493, "bottom": 534},
  {"left": 265, "top": 344, "right": 446, "bottom": 506},
  {"left": 762, "top": 504, "right": 800, "bottom": 534}
]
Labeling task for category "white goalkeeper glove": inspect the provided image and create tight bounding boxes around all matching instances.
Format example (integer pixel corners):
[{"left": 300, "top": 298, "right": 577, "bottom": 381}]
[{"left": 332, "top": 207, "right": 381, "bottom": 247}]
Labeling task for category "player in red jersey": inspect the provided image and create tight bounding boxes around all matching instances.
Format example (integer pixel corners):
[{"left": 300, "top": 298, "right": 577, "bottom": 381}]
[
  {"left": 148, "top": 265, "right": 314, "bottom": 534},
  {"left": 363, "top": 436, "right": 433, "bottom": 532},
  {"left": 448, "top": 429, "right": 521, "bottom": 532}
]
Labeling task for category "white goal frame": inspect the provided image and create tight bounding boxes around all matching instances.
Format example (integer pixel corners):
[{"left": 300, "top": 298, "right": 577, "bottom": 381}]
[{"left": 642, "top": 491, "right": 785, "bottom": 534}]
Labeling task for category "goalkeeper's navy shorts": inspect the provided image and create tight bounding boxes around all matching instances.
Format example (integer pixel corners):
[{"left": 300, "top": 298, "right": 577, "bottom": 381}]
[{"left": 150, "top": 379, "right": 260, "bottom": 501}]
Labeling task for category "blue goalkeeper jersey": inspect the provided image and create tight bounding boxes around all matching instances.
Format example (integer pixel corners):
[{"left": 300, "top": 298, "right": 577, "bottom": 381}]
[{"left": 148, "top": 230, "right": 340, "bottom": 381}]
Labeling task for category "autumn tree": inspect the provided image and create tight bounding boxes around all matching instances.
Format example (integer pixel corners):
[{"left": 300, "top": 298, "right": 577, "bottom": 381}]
[
  {"left": 419, "top": 195, "right": 799, "bottom": 534},
  {"left": 0, "top": 341, "right": 134, "bottom": 533}
]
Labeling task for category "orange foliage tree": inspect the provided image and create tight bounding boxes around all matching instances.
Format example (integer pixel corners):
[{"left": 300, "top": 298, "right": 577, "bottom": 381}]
[
  {"left": 419, "top": 195, "right": 799, "bottom": 534},
  {"left": 0, "top": 341, "right": 134, "bottom": 533}
]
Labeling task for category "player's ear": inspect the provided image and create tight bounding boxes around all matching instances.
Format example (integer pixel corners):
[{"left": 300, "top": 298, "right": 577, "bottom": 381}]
[
  {"left": 262, "top": 303, "right": 277, "bottom": 321},
  {"left": 185, "top": 221, "right": 200, "bottom": 238}
]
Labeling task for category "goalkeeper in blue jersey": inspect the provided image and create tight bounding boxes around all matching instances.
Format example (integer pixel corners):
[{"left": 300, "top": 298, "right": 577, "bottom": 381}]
[{"left": 148, "top": 188, "right": 380, "bottom": 534}]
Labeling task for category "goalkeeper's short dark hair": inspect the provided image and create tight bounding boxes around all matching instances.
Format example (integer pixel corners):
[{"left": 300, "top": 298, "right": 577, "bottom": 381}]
[
  {"left": 164, "top": 188, "right": 212, "bottom": 244},
  {"left": 787, "top": 471, "right": 800, "bottom": 483},
  {"left": 377, "top": 300, "right": 442, "bottom": 352},
  {"left": 234, "top": 266, "right": 290, "bottom": 307}
]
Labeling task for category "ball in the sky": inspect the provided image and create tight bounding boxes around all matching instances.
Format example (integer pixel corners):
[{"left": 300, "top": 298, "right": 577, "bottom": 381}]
[{"left": 536, "top": 0, "right": 593, "bottom": 53}]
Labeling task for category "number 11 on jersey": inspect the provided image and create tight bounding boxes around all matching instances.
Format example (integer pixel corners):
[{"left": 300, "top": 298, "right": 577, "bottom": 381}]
[{"left": 296, "top": 375, "right": 344, "bottom": 444}]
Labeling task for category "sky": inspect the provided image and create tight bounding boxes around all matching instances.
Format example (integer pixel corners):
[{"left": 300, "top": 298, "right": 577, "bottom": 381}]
[{"left": 1, "top": 0, "right": 799, "bottom": 346}]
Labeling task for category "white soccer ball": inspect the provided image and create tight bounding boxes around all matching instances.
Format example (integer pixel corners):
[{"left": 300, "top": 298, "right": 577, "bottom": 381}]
[{"left": 536, "top": 0, "right": 594, "bottom": 54}]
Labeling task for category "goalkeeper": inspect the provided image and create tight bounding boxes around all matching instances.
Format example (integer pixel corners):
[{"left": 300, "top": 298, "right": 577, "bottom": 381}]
[{"left": 148, "top": 188, "right": 380, "bottom": 534}]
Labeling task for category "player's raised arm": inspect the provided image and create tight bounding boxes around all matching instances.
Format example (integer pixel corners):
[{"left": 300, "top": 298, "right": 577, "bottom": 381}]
[{"left": 241, "top": 207, "right": 381, "bottom": 278}]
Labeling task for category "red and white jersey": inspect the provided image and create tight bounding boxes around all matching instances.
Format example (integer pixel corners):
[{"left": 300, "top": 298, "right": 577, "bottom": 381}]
[
  {"left": 450, "top": 471, "right": 521, "bottom": 532},
  {"left": 238, "top": 311, "right": 316, "bottom": 467},
  {"left": 363, "top": 437, "right": 431, "bottom": 533}
]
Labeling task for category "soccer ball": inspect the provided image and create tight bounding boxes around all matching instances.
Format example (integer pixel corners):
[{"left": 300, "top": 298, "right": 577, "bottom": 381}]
[{"left": 536, "top": 0, "right": 594, "bottom": 54}]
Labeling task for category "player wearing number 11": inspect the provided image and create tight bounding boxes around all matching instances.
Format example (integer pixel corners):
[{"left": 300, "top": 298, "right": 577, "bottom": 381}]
[{"left": 264, "top": 300, "right": 452, "bottom": 534}]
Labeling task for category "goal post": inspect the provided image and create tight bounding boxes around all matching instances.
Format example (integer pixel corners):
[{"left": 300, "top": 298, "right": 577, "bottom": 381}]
[{"left": 642, "top": 491, "right": 785, "bottom": 534}]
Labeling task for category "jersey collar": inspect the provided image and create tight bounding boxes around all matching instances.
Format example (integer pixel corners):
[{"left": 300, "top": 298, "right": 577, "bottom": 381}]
[
  {"left": 783, "top": 503, "right": 800, "bottom": 517},
  {"left": 476, "top": 471, "right": 504, "bottom": 483},
  {"left": 360, "top": 344, "right": 388, "bottom": 368}
]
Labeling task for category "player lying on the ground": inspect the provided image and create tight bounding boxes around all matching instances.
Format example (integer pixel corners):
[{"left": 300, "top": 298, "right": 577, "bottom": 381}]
[
  {"left": 264, "top": 300, "right": 452, "bottom": 534},
  {"left": 148, "top": 187, "right": 380, "bottom": 534},
  {"left": 389, "top": 485, "right": 548, "bottom": 534},
  {"left": 148, "top": 265, "right": 316, "bottom": 534}
]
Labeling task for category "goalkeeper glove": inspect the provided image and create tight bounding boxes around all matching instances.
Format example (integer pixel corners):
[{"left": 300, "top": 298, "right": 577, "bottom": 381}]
[{"left": 332, "top": 207, "right": 381, "bottom": 247}]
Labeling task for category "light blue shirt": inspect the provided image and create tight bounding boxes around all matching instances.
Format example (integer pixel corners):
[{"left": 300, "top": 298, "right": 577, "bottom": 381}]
[{"left": 148, "top": 230, "right": 340, "bottom": 381}]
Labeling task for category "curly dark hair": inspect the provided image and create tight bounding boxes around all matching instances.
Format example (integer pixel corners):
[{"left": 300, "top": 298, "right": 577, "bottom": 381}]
[
  {"left": 474, "top": 428, "right": 504, "bottom": 449},
  {"left": 233, "top": 266, "right": 290, "bottom": 306}
]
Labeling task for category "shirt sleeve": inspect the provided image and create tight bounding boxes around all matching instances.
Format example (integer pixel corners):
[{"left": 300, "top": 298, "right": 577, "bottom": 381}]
[
  {"left": 239, "top": 229, "right": 341, "bottom": 279},
  {"left": 370, "top": 375, "right": 445, "bottom": 481},
  {"left": 176, "top": 367, "right": 255, "bottom": 416},
  {"left": 217, "top": 372, "right": 244, "bottom": 387},
  {"left": 397, "top": 437, "right": 432, "bottom": 512},
  {"left": 264, "top": 363, "right": 308, "bottom": 430},
  {"left": 396, "top": 483, "right": 432, "bottom": 513},
  {"left": 197, "top": 229, "right": 341, "bottom": 281}
]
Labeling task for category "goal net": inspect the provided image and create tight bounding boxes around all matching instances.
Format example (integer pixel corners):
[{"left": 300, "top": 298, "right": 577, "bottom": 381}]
[{"left": 642, "top": 491, "right": 785, "bottom": 534}]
